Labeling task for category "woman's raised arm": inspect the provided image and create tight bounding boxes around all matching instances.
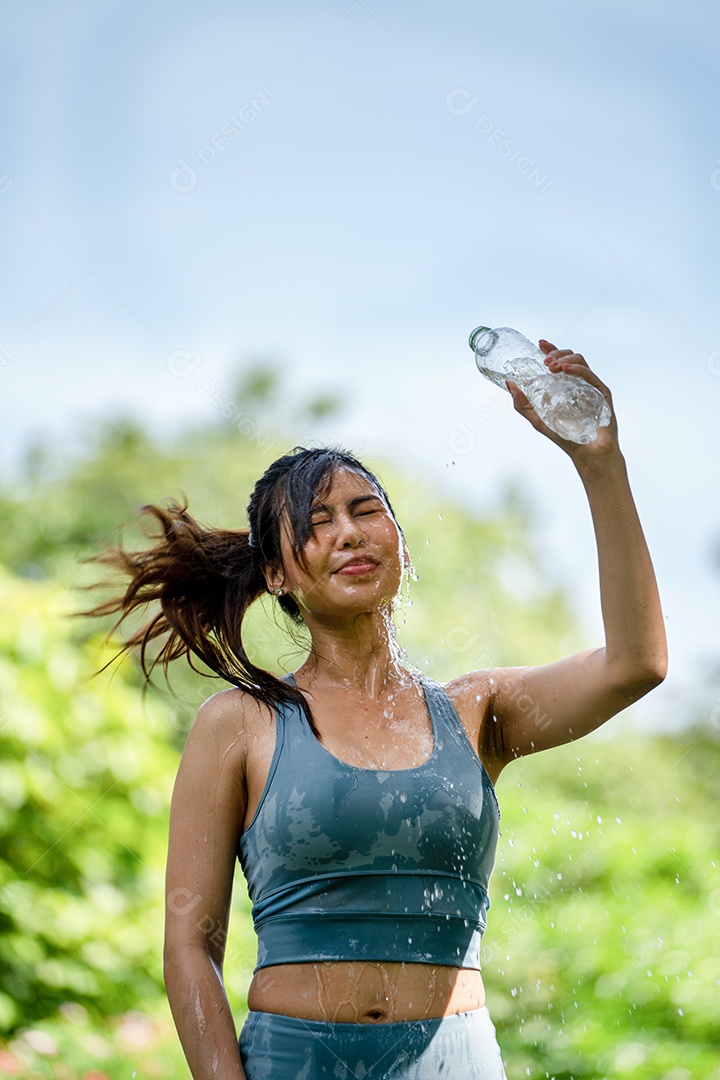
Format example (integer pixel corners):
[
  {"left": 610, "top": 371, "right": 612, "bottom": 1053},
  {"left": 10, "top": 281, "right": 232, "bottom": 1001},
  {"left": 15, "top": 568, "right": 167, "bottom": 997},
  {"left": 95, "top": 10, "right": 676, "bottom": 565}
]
[
  {"left": 164, "top": 689, "right": 250, "bottom": 1080},
  {"left": 477, "top": 343, "right": 668, "bottom": 769}
]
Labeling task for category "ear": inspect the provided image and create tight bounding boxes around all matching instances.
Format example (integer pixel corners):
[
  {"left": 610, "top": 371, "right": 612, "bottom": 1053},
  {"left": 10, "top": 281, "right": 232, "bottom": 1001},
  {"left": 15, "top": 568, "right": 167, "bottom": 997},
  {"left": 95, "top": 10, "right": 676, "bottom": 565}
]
[{"left": 263, "top": 563, "right": 288, "bottom": 595}]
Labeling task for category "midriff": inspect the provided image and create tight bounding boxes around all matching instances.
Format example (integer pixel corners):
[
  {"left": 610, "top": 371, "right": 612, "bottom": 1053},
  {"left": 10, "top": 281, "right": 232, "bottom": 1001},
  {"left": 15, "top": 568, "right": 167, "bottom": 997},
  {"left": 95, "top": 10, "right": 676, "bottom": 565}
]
[{"left": 247, "top": 961, "right": 486, "bottom": 1023}]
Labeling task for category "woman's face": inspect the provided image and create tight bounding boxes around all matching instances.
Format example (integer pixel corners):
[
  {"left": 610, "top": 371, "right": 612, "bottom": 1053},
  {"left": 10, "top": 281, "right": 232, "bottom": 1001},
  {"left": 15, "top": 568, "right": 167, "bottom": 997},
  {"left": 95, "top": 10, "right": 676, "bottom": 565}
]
[{"left": 269, "top": 467, "right": 406, "bottom": 619}]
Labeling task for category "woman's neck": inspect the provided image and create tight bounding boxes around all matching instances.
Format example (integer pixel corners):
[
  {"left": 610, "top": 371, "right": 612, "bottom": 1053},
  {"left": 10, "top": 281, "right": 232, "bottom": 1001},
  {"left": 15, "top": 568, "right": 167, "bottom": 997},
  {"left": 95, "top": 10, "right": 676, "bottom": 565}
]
[{"left": 297, "top": 610, "right": 411, "bottom": 696}]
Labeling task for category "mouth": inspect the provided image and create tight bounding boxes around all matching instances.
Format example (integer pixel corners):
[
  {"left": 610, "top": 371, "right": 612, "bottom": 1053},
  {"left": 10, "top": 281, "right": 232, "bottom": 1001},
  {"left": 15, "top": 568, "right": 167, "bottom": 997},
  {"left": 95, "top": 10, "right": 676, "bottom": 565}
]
[{"left": 333, "top": 557, "right": 379, "bottom": 576}]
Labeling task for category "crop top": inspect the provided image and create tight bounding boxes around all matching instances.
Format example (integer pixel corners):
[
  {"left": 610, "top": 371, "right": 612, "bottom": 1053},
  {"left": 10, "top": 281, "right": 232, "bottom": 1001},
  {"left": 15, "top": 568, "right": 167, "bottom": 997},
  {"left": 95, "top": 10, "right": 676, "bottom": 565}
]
[{"left": 237, "top": 675, "right": 500, "bottom": 972}]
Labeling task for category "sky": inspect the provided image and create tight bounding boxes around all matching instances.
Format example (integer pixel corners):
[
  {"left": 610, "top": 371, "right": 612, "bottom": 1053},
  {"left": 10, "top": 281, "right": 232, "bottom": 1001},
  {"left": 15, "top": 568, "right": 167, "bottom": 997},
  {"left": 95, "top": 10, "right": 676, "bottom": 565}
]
[{"left": 1, "top": 0, "right": 719, "bottom": 728}]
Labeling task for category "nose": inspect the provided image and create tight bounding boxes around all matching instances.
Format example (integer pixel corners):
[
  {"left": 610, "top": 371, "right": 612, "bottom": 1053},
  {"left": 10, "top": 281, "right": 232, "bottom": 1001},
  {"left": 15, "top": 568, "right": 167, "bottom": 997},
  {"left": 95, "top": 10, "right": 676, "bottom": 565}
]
[{"left": 335, "top": 511, "right": 365, "bottom": 548}]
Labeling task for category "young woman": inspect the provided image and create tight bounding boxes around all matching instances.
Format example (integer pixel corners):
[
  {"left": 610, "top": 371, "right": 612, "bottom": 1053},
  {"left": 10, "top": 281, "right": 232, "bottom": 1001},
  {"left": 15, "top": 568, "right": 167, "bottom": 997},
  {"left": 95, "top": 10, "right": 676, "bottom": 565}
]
[{"left": 91, "top": 342, "right": 666, "bottom": 1079}]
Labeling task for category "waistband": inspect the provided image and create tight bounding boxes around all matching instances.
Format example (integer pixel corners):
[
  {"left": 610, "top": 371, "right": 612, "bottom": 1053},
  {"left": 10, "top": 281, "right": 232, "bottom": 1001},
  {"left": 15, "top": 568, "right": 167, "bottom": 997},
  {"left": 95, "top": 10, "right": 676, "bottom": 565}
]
[
  {"left": 238, "top": 1007, "right": 507, "bottom": 1080},
  {"left": 253, "top": 912, "right": 484, "bottom": 971},
  {"left": 251, "top": 870, "right": 489, "bottom": 971}
]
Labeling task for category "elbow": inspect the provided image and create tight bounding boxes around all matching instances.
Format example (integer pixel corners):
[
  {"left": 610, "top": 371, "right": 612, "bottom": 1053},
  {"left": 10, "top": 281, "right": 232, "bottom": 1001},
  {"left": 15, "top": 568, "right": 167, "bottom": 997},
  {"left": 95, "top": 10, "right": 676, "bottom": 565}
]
[
  {"left": 641, "top": 646, "right": 669, "bottom": 688},
  {"left": 163, "top": 939, "right": 222, "bottom": 993},
  {"left": 612, "top": 658, "right": 667, "bottom": 697},
  {"left": 634, "top": 660, "right": 664, "bottom": 695},
  {"left": 649, "top": 655, "right": 668, "bottom": 686},
  {"left": 162, "top": 939, "right": 192, "bottom": 991}
]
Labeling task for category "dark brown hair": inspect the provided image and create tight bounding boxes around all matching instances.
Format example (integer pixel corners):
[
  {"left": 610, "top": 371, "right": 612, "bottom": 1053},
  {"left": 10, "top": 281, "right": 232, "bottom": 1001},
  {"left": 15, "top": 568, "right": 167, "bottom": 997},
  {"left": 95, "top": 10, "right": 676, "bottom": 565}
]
[{"left": 81, "top": 446, "right": 400, "bottom": 735}]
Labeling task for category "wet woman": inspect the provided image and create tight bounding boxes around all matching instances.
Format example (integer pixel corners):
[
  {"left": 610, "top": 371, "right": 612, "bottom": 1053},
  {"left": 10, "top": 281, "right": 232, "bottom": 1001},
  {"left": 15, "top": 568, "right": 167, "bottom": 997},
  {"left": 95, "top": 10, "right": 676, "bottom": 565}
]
[{"left": 90, "top": 342, "right": 666, "bottom": 1078}]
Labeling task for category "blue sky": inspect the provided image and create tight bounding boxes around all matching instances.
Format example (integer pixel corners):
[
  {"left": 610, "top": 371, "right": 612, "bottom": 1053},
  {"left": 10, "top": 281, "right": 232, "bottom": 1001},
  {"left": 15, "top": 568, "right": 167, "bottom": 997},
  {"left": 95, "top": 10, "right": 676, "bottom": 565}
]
[{"left": 1, "top": 0, "right": 719, "bottom": 723}]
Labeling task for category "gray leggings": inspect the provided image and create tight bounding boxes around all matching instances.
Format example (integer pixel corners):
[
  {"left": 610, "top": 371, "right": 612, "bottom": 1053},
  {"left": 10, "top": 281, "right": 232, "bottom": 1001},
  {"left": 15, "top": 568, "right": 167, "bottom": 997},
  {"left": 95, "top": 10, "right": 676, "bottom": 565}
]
[{"left": 238, "top": 1005, "right": 508, "bottom": 1079}]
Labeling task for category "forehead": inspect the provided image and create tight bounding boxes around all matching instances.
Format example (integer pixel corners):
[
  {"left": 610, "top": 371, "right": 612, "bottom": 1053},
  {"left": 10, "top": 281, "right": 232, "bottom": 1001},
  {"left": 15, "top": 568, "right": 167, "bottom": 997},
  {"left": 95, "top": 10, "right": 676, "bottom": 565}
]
[{"left": 311, "top": 467, "right": 383, "bottom": 505}]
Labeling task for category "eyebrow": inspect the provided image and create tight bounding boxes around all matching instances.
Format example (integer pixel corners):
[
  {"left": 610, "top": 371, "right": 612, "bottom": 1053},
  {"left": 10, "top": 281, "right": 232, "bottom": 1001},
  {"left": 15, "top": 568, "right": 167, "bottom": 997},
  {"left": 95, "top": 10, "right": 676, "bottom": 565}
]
[{"left": 309, "top": 494, "right": 384, "bottom": 514}]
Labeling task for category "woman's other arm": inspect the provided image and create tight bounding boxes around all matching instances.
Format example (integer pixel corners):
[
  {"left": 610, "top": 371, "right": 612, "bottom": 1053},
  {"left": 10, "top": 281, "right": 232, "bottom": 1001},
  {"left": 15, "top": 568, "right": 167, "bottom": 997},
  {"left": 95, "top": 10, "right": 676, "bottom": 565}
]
[
  {"left": 477, "top": 344, "right": 668, "bottom": 771},
  {"left": 164, "top": 690, "right": 249, "bottom": 1080}
]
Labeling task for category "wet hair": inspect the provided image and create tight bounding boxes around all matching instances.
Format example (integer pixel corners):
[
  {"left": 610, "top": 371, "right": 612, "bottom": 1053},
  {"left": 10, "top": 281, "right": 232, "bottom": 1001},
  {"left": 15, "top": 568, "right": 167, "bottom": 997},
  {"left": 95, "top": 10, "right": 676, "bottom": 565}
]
[{"left": 81, "top": 446, "right": 402, "bottom": 735}]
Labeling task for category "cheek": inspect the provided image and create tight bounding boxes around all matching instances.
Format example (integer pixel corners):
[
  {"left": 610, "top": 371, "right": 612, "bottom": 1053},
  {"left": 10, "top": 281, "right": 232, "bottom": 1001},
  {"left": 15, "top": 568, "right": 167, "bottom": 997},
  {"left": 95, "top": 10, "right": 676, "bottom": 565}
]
[
  {"left": 382, "top": 519, "right": 403, "bottom": 549},
  {"left": 289, "top": 546, "right": 333, "bottom": 592},
  {"left": 373, "top": 521, "right": 404, "bottom": 568}
]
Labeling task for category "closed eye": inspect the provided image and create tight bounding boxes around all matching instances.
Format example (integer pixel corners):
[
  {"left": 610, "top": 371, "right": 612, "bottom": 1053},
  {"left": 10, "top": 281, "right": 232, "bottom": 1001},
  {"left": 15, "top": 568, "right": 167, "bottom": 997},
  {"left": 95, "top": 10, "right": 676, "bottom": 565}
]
[{"left": 309, "top": 497, "right": 386, "bottom": 527}]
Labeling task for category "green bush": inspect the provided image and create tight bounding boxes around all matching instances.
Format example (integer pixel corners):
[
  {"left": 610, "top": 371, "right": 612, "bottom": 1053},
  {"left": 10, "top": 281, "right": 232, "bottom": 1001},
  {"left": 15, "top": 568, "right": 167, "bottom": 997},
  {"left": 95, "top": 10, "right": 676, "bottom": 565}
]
[
  {"left": 0, "top": 567, "right": 177, "bottom": 1032},
  {"left": 485, "top": 733, "right": 720, "bottom": 1079}
]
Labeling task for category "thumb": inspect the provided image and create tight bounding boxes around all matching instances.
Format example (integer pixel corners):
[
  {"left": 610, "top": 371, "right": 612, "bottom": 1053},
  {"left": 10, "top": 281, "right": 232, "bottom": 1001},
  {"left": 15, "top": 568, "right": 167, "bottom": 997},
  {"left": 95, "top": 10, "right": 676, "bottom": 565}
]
[
  {"left": 505, "top": 379, "right": 529, "bottom": 405},
  {"left": 506, "top": 379, "right": 546, "bottom": 430}
]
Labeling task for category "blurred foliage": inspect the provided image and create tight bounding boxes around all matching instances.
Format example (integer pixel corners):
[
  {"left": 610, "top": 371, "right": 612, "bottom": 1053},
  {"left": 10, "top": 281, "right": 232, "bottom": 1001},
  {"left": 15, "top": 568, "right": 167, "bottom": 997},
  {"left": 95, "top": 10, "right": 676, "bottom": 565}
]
[
  {"left": 486, "top": 736, "right": 720, "bottom": 1079},
  {"left": 1, "top": 379, "right": 716, "bottom": 1077},
  {"left": 0, "top": 1002, "right": 189, "bottom": 1079},
  {"left": 0, "top": 359, "right": 345, "bottom": 586},
  {"left": 0, "top": 568, "right": 175, "bottom": 1034}
]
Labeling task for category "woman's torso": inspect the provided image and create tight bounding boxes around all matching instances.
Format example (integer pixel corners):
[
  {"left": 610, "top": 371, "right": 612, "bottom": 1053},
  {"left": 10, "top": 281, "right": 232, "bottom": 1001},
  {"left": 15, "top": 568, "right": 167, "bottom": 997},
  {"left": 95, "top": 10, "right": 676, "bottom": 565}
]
[{"left": 240, "top": 674, "right": 498, "bottom": 1023}]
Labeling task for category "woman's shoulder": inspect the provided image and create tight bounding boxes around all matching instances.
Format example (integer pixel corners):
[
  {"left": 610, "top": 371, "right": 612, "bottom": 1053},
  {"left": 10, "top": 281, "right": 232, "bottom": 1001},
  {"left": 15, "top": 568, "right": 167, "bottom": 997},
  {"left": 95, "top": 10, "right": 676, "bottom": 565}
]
[
  {"left": 432, "top": 669, "right": 502, "bottom": 767},
  {"left": 192, "top": 684, "right": 264, "bottom": 722},
  {"left": 182, "top": 686, "right": 275, "bottom": 770},
  {"left": 439, "top": 668, "right": 497, "bottom": 712}
]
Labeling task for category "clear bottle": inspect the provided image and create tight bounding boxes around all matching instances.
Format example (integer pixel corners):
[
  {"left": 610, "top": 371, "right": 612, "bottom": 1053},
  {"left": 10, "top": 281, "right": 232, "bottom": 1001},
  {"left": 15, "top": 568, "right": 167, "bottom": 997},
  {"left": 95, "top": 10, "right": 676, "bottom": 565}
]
[{"left": 468, "top": 325, "right": 612, "bottom": 445}]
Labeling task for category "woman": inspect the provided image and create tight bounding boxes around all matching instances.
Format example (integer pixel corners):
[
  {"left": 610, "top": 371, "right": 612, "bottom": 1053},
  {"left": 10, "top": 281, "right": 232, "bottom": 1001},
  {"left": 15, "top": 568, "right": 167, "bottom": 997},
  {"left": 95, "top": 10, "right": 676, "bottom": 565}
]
[{"left": 90, "top": 342, "right": 666, "bottom": 1078}]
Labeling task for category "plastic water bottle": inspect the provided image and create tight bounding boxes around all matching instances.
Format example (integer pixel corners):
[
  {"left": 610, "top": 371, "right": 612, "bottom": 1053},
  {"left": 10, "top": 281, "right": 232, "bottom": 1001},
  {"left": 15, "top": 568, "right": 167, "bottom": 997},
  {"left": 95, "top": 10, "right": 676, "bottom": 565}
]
[{"left": 468, "top": 326, "right": 612, "bottom": 445}]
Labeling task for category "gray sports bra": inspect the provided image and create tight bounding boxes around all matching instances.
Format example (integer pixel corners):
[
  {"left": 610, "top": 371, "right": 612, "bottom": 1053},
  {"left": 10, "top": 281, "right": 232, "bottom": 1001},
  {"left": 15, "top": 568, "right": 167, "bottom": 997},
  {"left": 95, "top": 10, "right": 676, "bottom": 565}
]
[{"left": 237, "top": 675, "right": 500, "bottom": 971}]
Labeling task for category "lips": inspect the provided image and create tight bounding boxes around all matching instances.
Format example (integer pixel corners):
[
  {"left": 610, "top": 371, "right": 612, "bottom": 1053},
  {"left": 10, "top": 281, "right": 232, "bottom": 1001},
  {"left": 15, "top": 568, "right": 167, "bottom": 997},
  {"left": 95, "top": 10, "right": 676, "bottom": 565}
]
[{"left": 333, "top": 557, "right": 379, "bottom": 575}]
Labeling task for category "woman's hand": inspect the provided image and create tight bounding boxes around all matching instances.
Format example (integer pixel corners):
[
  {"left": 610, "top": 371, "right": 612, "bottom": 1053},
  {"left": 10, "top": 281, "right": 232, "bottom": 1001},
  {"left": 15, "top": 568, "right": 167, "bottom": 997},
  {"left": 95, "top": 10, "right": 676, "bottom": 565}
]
[{"left": 505, "top": 338, "right": 619, "bottom": 465}]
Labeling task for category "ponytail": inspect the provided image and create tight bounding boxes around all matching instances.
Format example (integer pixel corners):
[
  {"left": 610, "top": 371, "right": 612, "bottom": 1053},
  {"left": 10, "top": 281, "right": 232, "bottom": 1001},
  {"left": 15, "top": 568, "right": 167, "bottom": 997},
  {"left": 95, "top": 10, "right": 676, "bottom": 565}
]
[{"left": 80, "top": 497, "right": 317, "bottom": 732}]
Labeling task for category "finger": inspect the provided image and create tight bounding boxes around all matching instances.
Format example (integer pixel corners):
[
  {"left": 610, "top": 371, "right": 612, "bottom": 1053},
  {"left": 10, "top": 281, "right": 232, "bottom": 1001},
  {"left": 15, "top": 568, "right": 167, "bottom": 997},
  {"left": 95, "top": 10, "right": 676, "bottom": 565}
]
[
  {"left": 540, "top": 340, "right": 590, "bottom": 368},
  {"left": 545, "top": 351, "right": 589, "bottom": 369},
  {"left": 546, "top": 352, "right": 587, "bottom": 365},
  {"left": 505, "top": 378, "right": 527, "bottom": 402},
  {"left": 549, "top": 361, "right": 613, "bottom": 401},
  {"left": 506, "top": 380, "right": 556, "bottom": 434}
]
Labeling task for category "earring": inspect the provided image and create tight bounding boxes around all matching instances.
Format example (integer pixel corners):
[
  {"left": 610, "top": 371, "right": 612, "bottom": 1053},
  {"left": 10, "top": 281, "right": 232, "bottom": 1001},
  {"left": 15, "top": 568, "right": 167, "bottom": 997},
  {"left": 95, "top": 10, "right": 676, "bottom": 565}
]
[{"left": 274, "top": 588, "right": 284, "bottom": 596}]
